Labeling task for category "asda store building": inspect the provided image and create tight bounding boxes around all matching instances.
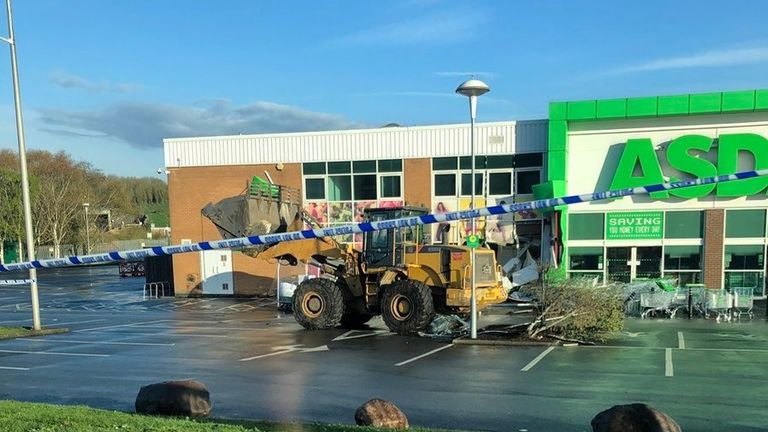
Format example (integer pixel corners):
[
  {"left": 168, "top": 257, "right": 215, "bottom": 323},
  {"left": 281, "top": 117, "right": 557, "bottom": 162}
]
[{"left": 534, "top": 89, "right": 768, "bottom": 297}]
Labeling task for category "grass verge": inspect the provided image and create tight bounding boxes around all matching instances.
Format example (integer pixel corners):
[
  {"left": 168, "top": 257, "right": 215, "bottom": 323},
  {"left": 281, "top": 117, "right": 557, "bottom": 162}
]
[
  {"left": 0, "top": 327, "right": 68, "bottom": 340},
  {"left": 0, "top": 400, "right": 453, "bottom": 432}
]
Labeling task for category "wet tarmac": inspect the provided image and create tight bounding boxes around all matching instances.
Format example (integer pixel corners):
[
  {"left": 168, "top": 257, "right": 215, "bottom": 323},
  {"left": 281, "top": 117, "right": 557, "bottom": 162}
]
[{"left": 1, "top": 266, "right": 767, "bottom": 431}]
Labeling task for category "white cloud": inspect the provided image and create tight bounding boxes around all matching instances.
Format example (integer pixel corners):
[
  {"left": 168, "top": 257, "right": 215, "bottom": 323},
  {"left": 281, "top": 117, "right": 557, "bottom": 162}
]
[
  {"left": 49, "top": 71, "right": 142, "bottom": 93},
  {"left": 326, "top": 10, "right": 487, "bottom": 46},
  {"left": 606, "top": 46, "right": 768, "bottom": 75},
  {"left": 37, "top": 100, "right": 363, "bottom": 149}
]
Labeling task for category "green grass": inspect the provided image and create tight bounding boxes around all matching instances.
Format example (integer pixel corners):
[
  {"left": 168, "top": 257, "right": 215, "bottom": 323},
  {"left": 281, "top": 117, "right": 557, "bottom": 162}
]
[
  {"left": 0, "top": 400, "right": 453, "bottom": 432},
  {"left": 0, "top": 327, "right": 68, "bottom": 340},
  {"left": 143, "top": 202, "right": 170, "bottom": 227}
]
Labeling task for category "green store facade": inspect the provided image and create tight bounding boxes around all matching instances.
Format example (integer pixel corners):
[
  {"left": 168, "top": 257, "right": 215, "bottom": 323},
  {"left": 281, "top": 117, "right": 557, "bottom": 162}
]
[{"left": 534, "top": 88, "right": 768, "bottom": 297}]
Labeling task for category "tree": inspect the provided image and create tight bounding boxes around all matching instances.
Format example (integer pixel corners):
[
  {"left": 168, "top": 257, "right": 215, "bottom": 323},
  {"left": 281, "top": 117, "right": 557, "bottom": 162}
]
[
  {"left": 0, "top": 169, "right": 24, "bottom": 263},
  {"left": 521, "top": 276, "right": 625, "bottom": 343}
]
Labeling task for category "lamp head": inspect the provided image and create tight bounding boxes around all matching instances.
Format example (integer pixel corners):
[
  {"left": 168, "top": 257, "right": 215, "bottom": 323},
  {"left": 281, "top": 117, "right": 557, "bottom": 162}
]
[{"left": 455, "top": 79, "right": 490, "bottom": 98}]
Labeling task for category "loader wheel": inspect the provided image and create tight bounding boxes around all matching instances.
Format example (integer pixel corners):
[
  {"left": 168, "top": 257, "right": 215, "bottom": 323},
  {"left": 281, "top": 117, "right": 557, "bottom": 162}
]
[
  {"left": 292, "top": 278, "right": 344, "bottom": 330},
  {"left": 340, "top": 312, "right": 375, "bottom": 329},
  {"left": 381, "top": 280, "right": 435, "bottom": 334}
]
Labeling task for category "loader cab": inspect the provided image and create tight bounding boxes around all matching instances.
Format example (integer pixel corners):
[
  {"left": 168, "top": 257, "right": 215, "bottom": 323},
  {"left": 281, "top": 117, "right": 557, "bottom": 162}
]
[{"left": 362, "top": 206, "right": 428, "bottom": 268}]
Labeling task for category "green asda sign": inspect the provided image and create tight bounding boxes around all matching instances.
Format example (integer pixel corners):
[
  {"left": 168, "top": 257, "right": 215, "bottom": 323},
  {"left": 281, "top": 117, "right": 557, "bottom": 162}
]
[
  {"left": 609, "top": 133, "right": 768, "bottom": 198},
  {"left": 606, "top": 211, "right": 663, "bottom": 240}
]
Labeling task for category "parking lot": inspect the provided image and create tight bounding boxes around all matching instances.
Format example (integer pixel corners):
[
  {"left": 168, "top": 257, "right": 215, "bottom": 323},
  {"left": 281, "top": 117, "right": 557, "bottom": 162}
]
[{"left": 1, "top": 266, "right": 767, "bottom": 431}]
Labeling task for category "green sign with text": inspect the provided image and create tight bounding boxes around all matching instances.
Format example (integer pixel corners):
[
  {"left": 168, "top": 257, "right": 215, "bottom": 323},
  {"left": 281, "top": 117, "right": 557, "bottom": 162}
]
[{"left": 606, "top": 211, "right": 664, "bottom": 240}]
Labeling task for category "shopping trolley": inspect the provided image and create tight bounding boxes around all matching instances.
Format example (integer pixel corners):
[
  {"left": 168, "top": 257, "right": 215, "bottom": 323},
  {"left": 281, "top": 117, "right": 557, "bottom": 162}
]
[
  {"left": 731, "top": 287, "right": 754, "bottom": 321},
  {"left": 640, "top": 291, "right": 676, "bottom": 319},
  {"left": 705, "top": 290, "right": 733, "bottom": 322}
]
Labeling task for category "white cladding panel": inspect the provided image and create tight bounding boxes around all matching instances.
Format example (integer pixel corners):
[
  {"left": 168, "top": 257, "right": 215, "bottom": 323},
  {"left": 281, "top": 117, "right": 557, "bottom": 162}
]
[
  {"left": 566, "top": 112, "right": 768, "bottom": 212},
  {"left": 163, "top": 120, "right": 548, "bottom": 168}
]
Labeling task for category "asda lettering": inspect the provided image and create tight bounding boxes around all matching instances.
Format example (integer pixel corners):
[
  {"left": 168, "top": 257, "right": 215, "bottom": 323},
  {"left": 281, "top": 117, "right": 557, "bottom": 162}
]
[{"left": 609, "top": 133, "right": 768, "bottom": 198}]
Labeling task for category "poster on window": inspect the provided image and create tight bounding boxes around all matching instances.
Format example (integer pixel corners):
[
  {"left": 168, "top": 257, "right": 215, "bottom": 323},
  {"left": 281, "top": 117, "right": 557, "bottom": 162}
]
[
  {"left": 354, "top": 200, "right": 377, "bottom": 222},
  {"left": 458, "top": 198, "right": 486, "bottom": 243},
  {"left": 329, "top": 202, "right": 353, "bottom": 223},
  {"left": 485, "top": 195, "right": 516, "bottom": 245},
  {"left": 304, "top": 201, "right": 328, "bottom": 227},
  {"left": 378, "top": 200, "right": 403, "bottom": 209},
  {"left": 432, "top": 199, "right": 457, "bottom": 244},
  {"left": 512, "top": 196, "right": 541, "bottom": 221}
]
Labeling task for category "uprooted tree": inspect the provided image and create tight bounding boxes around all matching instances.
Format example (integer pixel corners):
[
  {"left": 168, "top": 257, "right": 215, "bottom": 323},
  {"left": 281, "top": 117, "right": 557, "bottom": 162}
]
[{"left": 521, "top": 276, "right": 625, "bottom": 343}]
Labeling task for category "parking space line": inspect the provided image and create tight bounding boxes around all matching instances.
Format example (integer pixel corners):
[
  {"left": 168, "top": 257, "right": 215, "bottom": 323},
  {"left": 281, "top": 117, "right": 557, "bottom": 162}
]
[
  {"left": 75, "top": 319, "right": 168, "bottom": 333},
  {"left": 678, "top": 332, "right": 685, "bottom": 349},
  {"left": 395, "top": 344, "right": 453, "bottom": 367},
  {"left": 665, "top": 348, "right": 673, "bottom": 377},
  {"left": 17, "top": 338, "right": 175, "bottom": 347},
  {"left": 0, "top": 349, "right": 109, "bottom": 357},
  {"left": 45, "top": 319, "right": 106, "bottom": 327},
  {"left": 88, "top": 331, "right": 229, "bottom": 338},
  {"left": 0, "top": 365, "right": 29, "bottom": 371},
  {"left": 521, "top": 346, "right": 556, "bottom": 372},
  {"left": 129, "top": 325, "right": 266, "bottom": 331}
]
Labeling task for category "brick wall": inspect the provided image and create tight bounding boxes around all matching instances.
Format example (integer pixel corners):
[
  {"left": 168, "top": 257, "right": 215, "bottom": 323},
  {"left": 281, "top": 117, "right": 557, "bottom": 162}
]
[
  {"left": 168, "top": 163, "right": 303, "bottom": 296},
  {"left": 703, "top": 209, "right": 724, "bottom": 289}
]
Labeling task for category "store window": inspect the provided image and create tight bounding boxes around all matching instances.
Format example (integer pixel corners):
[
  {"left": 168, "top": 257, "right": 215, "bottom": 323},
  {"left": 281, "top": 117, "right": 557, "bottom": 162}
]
[
  {"left": 664, "top": 246, "right": 702, "bottom": 286},
  {"left": 461, "top": 173, "right": 484, "bottom": 196},
  {"left": 434, "top": 174, "right": 456, "bottom": 196},
  {"left": 568, "top": 245, "right": 604, "bottom": 283},
  {"left": 726, "top": 209, "right": 766, "bottom": 238},
  {"left": 569, "top": 213, "right": 604, "bottom": 240},
  {"left": 516, "top": 170, "right": 540, "bottom": 195},
  {"left": 664, "top": 211, "right": 703, "bottom": 239},
  {"left": 305, "top": 178, "right": 325, "bottom": 200},
  {"left": 488, "top": 172, "right": 512, "bottom": 196},
  {"left": 302, "top": 160, "right": 404, "bottom": 247},
  {"left": 724, "top": 245, "right": 765, "bottom": 297}
]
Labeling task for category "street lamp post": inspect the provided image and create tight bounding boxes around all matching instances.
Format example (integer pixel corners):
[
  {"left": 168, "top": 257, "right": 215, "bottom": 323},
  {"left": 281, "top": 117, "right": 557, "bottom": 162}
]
[
  {"left": 83, "top": 203, "right": 90, "bottom": 254},
  {"left": 456, "top": 78, "right": 490, "bottom": 339},
  {"left": 1, "top": 0, "right": 40, "bottom": 330}
]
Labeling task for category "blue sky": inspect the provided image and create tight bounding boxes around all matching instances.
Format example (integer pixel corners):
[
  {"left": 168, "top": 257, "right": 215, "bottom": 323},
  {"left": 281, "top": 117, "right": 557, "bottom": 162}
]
[{"left": 0, "top": 0, "right": 765, "bottom": 176}]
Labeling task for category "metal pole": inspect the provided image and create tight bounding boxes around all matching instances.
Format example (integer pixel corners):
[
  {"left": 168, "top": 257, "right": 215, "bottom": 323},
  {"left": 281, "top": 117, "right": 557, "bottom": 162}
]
[
  {"left": 5, "top": 0, "right": 40, "bottom": 330},
  {"left": 469, "top": 95, "right": 478, "bottom": 339},
  {"left": 275, "top": 260, "right": 280, "bottom": 318},
  {"left": 84, "top": 204, "right": 90, "bottom": 254}
]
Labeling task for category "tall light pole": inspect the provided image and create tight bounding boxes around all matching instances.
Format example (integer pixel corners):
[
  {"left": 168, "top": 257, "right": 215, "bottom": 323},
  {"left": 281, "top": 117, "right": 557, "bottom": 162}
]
[
  {"left": 1, "top": 0, "right": 40, "bottom": 330},
  {"left": 456, "top": 78, "right": 490, "bottom": 339},
  {"left": 82, "top": 203, "right": 90, "bottom": 254}
]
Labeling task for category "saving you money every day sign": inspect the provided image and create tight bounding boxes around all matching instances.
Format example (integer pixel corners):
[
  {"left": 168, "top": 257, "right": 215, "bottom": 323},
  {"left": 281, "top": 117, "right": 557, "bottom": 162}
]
[{"left": 605, "top": 211, "right": 664, "bottom": 240}]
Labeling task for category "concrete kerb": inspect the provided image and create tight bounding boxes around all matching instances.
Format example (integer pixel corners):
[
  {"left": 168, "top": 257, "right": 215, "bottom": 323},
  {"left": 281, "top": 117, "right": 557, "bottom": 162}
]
[{"left": 452, "top": 336, "right": 559, "bottom": 347}]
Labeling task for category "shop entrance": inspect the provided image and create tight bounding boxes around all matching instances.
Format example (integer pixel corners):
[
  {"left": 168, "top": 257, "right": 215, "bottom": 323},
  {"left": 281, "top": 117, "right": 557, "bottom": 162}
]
[{"left": 607, "top": 246, "right": 662, "bottom": 283}]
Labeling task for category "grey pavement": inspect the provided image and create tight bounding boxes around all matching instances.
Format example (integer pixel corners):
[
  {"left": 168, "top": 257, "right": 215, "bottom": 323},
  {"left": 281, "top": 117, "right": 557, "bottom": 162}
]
[{"left": 1, "top": 266, "right": 767, "bottom": 431}]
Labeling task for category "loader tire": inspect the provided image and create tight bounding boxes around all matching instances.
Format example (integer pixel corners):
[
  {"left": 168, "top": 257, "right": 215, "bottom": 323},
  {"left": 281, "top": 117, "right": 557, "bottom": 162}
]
[
  {"left": 381, "top": 279, "right": 435, "bottom": 335},
  {"left": 292, "top": 278, "right": 344, "bottom": 330},
  {"left": 340, "top": 312, "right": 374, "bottom": 329}
]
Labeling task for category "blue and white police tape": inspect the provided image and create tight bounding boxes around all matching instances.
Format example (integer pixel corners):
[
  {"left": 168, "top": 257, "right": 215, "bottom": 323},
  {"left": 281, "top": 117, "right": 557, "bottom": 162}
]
[
  {"left": 1, "top": 168, "right": 766, "bottom": 274},
  {"left": 0, "top": 279, "right": 34, "bottom": 285}
]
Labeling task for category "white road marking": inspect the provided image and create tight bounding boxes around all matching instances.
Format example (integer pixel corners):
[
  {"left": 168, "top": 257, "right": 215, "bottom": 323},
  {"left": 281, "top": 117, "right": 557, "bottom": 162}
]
[
  {"left": 45, "top": 319, "right": 106, "bottom": 327},
  {"left": 333, "top": 330, "right": 390, "bottom": 341},
  {"left": 521, "top": 346, "right": 556, "bottom": 372},
  {"left": 239, "top": 344, "right": 329, "bottom": 361},
  {"left": 128, "top": 325, "right": 266, "bottom": 331},
  {"left": 16, "top": 338, "right": 175, "bottom": 347},
  {"left": 665, "top": 348, "right": 673, "bottom": 377},
  {"left": 0, "top": 365, "right": 29, "bottom": 371},
  {"left": 0, "top": 349, "right": 109, "bottom": 357},
  {"left": 678, "top": 332, "right": 685, "bottom": 350},
  {"left": 75, "top": 319, "right": 167, "bottom": 333},
  {"left": 395, "top": 344, "right": 453, "bottom": 367},
  {"left": 88, "top": 331, "right": 228, "bottom": 338}
]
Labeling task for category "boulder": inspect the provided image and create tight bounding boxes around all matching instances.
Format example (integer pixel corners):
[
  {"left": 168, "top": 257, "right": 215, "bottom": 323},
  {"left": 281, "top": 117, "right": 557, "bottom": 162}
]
[
  {"left": 591, "top": 403, "right": 681, "bottom": 432},
  {"left": 135, "top": 380, "right": 211, "bottom": 418},
  {"left": 355, "top": 398, "right": 409, "bottom": 429}
]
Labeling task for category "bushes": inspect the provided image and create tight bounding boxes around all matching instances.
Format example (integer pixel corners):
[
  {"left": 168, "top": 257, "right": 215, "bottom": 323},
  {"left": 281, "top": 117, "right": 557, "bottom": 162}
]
[{"left": 522, "top": 277, "right": 625, "bottom": 343}]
